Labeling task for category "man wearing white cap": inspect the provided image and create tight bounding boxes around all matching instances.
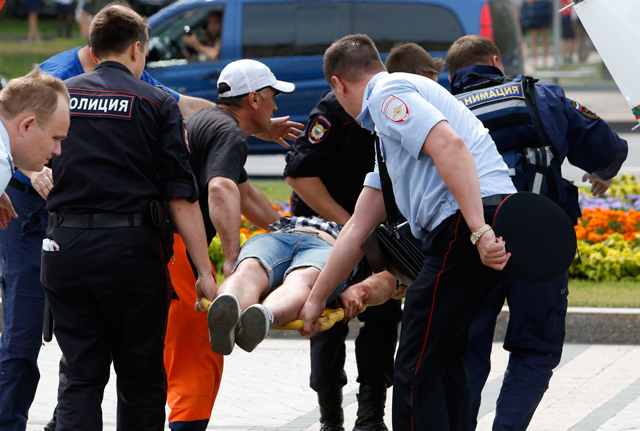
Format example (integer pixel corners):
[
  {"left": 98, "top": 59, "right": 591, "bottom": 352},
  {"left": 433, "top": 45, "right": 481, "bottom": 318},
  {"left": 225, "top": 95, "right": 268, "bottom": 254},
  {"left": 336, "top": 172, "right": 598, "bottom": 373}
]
[
  {"left": 187, "top": 58, "right": 296, "bottom": 281},
  {"left": 162, "top": 59, "right": 298, "bottom": 431}
]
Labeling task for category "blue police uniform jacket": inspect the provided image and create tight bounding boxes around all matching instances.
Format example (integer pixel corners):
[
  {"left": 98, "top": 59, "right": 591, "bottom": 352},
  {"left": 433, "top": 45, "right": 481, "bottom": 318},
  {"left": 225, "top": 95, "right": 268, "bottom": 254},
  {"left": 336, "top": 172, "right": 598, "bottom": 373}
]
[
  {"left": 451, "top": 64, "right": 628, "bottom": 223},
  {"left": 284, "top": 90, "right": 375, "bottom": 217},
  {"left": 46, "top": 61, "right": 198, "bottom": 214},
  {"left": 13, "top": 47, "right": 180, "bottom": 188}
]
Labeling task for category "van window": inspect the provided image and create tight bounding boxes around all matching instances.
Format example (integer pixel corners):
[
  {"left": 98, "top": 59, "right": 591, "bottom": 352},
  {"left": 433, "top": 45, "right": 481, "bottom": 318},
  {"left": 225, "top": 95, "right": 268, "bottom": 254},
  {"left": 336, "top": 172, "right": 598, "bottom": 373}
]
[
  {"left": 148, "top": 5, "right": 225, "bottom": 64},
  {"left": 242, "top": 2, "right": 464, "bottom": 58},
  {"left": 352, "top": 3, "right": 464, "bottom": 52}
]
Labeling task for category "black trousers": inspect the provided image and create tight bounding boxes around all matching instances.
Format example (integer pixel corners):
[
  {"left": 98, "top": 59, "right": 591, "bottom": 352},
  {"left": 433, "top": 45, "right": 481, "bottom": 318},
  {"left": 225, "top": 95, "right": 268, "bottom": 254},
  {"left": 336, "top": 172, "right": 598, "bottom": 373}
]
[
  {"left": 41, "top": 226, "right": 171, "bottom": 431},
  {"left": 392, "top": 208, "right": 507, "bottom": 431},
  {"left": 309, "top": 299, "right": 402, "bottom": 393}
]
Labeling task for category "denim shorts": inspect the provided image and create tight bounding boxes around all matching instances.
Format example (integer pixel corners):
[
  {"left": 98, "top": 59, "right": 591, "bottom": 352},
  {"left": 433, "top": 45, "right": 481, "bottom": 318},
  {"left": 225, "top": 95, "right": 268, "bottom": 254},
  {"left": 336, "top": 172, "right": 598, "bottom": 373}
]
[{"left": 234, "top": 231, "right": 346, "bottom": 304}]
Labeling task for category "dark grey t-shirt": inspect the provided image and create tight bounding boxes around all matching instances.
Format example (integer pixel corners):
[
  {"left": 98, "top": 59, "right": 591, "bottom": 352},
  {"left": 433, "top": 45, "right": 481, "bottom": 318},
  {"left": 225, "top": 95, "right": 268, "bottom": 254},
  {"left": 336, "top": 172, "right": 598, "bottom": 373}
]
[{"left": 185, "top": 106, "right": 249, "bottom": 242}]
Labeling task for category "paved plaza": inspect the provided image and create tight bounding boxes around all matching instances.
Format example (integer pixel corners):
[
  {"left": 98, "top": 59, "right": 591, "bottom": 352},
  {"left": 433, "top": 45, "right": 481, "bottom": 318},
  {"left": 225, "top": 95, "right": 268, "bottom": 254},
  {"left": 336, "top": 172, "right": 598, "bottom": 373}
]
[{"left": 23, "top": 335, "right": 640, "bottom": 431}]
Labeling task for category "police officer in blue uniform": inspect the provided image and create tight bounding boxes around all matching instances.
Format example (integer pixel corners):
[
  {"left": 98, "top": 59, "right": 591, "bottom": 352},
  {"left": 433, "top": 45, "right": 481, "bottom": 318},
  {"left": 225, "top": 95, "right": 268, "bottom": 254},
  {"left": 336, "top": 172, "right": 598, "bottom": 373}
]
[
  {"left": 445, "top": 35, "right": 628, "bottom": 431},
  {"left": 0, "top": 34, "right": 217, "bottom": 431},
  {"left": 41, "top": 6, "right": 216, "bottom": 430},
  {"left": 300, "top": 34, "right": 516, "bottom": 431},
  {"left": 285, "top": 90, "right": 402, "bottom": 431}
]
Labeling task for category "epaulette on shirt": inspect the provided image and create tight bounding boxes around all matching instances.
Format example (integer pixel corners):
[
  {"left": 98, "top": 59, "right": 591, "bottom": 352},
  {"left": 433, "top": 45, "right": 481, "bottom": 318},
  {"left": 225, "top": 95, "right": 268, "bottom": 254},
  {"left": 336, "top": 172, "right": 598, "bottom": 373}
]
[{"left": 155, "top": 84, "right": 172, "bottom": 96}]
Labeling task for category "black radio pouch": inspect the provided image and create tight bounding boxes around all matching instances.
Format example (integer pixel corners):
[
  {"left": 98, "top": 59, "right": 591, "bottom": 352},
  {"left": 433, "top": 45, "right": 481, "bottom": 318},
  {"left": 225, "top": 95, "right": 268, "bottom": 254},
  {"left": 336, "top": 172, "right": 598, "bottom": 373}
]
[{"left": 150, "top": 200, "right": 175, "bottom": 264}]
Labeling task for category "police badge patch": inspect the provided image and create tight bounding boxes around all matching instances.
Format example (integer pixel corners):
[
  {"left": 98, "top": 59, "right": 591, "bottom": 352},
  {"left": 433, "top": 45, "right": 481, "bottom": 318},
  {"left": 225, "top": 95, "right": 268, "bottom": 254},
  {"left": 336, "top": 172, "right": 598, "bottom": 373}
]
[
  {"left": 381, "top": 95, "right": 409, "bottom": 123},
  {"left": 572, "top": 100, "right": 599, "bottom": 120},
  {"left": 308, "top": 115, "right": 331, "bottom": 144}
]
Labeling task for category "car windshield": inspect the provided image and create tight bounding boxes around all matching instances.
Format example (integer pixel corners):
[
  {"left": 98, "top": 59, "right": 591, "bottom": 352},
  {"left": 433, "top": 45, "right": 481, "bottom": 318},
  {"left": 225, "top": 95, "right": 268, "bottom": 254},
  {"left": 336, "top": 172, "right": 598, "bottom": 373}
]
[{"left": 148, "top": 6, "right": 224, "bottom": 63}]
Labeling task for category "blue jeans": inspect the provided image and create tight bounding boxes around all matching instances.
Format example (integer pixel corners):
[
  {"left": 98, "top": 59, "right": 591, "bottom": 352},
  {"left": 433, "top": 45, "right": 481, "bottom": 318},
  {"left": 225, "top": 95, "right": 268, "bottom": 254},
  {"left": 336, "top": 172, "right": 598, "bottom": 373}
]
[
  {"left": 234, "top": 231, "right": 346, "bottom": 303},
  {"left": 0, "top": 185, "right": 48, "bottom": 431}
]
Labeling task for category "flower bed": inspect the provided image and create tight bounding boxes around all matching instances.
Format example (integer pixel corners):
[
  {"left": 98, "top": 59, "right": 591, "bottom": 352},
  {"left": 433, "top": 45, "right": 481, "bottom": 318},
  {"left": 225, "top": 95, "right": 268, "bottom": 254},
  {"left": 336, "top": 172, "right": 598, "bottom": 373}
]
[{"left": 572, "top": 174, "right": 640, "bottom": 281}]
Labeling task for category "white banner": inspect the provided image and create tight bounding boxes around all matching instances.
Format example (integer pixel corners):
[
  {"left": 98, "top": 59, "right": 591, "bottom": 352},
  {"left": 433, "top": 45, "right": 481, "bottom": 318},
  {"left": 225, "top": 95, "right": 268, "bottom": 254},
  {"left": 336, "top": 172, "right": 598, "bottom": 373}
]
[{"left": 573, "top": 0, "right": 640, "bottom": 127}]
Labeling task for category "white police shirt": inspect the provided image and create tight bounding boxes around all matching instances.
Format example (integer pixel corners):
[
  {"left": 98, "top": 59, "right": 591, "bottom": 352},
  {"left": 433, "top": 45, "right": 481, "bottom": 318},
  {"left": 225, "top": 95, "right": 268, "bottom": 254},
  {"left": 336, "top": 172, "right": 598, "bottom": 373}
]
[
  {"left": 359, "top": 72, "right": 516, "bottom": 239},
  {"left": 0, "top": 120, "right": 14, "bottom": 195}
]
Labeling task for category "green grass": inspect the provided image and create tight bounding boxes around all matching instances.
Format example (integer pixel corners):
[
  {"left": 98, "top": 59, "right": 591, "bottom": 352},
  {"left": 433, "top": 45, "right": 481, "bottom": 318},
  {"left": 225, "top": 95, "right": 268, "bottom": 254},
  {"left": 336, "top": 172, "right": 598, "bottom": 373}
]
[
  {"left": 0, "top": 19, "right": 84, "bottom": 78},
  {"left": 0, "top": 18, "right": 81, "bottom": 38},
  {"left": 252, "top": 180, "right": 292, "bottom": 204},
  {"left": 0, "top": 38, "right": 84, "bottom": 78},
  {"left": 568, "top": 280, "right": 640, "bottom": 308}
]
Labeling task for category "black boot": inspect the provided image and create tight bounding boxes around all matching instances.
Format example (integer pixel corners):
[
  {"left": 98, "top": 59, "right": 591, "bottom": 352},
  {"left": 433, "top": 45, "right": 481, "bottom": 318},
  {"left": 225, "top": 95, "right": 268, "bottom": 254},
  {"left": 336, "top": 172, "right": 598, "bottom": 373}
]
[
  {"left": 44, "top": 416, "right": 56, "bottom": 431},
  {"left": 318, "top": 388, "right": 345, "bottom": 431},
  {"left": 353, "top": 384, "right": 389, "bottom": 431}
]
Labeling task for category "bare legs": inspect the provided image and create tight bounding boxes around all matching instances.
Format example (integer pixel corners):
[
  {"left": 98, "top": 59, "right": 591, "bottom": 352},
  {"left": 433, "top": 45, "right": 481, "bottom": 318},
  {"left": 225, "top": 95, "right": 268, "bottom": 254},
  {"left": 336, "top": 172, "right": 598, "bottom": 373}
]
[
  {"left": 530, "top": 28, "right": 549, "bottom": 69},
  {"left": 210, "top": 259, "right": 399, "bottom": 354},
  {"left": 217, "top": 258, "right": 270, "bottom": 311},
  {"left": 79, "top": 10, "right": 91, "bottom": 38},
  {"left": 57, "top": 14, "right": 74, "bottom": 38},
  {"left": 218, "top": 258, "right": 319, "bottom": 328},
  {"left": 27, "top": 12, "right": 41, "bottom": 42}
]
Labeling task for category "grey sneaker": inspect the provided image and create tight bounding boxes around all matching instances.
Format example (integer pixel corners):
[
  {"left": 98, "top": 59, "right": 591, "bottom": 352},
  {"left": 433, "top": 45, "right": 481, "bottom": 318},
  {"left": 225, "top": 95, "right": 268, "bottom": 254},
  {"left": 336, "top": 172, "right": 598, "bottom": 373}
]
[
  {"left": 236, "top": 304, "right": 270, "bottom": 352},
  {"left": 207, "top": 293, "right": 241, "bottom": 355}
]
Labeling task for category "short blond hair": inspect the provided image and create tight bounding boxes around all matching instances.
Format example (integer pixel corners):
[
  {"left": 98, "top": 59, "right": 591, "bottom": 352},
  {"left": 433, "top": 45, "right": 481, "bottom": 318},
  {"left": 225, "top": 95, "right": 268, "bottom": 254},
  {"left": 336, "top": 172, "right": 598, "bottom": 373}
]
[{"left": 0, "top": 67, "right": 69, "bottom": 127}]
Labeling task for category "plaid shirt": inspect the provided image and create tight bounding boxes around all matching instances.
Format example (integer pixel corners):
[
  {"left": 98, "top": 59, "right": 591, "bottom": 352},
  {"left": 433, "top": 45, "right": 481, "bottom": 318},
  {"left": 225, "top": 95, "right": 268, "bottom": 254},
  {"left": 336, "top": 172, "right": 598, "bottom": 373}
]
[{"left": 269, "top": 216, "right": 342, "bottom": 239}]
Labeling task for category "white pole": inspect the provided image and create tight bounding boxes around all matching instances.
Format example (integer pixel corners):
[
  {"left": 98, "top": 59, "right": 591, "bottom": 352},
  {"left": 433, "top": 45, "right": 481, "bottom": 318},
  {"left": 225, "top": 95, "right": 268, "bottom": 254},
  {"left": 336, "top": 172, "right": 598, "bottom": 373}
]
[{"left": 552, "top": 0, "right": 561, "bottom": 83}]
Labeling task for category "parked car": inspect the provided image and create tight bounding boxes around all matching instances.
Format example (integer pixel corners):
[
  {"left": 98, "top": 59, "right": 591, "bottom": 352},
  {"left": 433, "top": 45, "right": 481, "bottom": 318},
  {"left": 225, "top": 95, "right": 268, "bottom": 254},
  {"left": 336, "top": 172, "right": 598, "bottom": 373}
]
[
  {"left": 133, "top": 0, "right": 176, "bottom": 19},
  {"left": 146, "top": 0, "right": 523, "bottom": 153}
]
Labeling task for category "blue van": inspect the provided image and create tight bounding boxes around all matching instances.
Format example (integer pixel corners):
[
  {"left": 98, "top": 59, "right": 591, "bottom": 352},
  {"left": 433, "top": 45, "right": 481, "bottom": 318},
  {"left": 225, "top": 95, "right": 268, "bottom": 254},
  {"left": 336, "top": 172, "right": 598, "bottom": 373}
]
[{"left": 146, "top": 0, "right": 523, "bottom": 153}]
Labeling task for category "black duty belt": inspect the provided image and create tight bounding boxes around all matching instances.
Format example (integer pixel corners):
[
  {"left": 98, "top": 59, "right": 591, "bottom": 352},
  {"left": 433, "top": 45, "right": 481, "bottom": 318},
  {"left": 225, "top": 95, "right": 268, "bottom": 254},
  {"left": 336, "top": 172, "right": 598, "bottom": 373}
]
[
  {"left": 9, "top": 177, "right": 41, "bottom": 197},
  {"left": 49, "top": 212, "right": 152, "bottom": 229},
  {"left": 482, "top": 194, "right": 511, "bottom": 207}
]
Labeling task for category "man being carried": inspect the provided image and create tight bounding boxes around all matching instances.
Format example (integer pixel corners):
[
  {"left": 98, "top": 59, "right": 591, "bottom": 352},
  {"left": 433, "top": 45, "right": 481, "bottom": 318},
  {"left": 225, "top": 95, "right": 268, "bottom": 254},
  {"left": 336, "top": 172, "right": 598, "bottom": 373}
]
[{"left": 206, "top": 216, "right": 398, "bottom": 355}]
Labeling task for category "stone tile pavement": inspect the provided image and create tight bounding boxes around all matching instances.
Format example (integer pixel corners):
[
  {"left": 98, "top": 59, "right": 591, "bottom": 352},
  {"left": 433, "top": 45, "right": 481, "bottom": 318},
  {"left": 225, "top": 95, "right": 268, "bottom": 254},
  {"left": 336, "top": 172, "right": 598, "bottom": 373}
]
[{"left": 24, "top": 335, "right": 640, "bottom": 431}]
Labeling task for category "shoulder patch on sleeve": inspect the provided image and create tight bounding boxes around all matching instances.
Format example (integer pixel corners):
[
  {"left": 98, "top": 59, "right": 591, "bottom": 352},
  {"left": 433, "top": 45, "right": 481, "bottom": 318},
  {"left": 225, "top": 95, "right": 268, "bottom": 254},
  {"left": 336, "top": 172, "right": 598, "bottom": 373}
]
[
  {"left": 381, "top": 95, "right": 409, "bottom": 123},
  {"left": 308, "top": 115, "right": 332, "bottom": 144},
  {"left": 572, "top": 100, "right": 599, "bottom": 120}
]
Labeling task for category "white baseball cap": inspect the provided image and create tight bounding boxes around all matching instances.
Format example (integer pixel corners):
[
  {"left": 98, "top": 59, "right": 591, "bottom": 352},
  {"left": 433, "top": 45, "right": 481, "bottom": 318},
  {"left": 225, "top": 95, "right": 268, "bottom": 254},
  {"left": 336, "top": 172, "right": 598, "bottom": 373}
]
[{"left": 217, "top": 59, "right": 295, "bottom": 98}]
